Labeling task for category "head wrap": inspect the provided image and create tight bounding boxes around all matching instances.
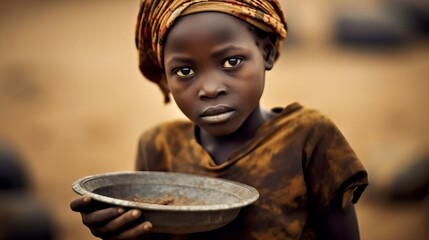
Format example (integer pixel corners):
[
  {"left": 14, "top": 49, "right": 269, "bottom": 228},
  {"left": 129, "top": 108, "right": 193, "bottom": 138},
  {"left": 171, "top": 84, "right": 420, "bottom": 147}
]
[{"left": 136, "top": 0, "right": 288, "bottom": 103}]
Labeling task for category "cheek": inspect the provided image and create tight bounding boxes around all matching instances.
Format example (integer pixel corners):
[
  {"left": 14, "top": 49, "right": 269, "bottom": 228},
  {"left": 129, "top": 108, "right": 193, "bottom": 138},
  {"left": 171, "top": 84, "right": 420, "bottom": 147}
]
[
  {"left": 167, "top": 80, "right": 196, "bottom": 114},
  {"left": 166, "top": 74, "right": 194, "bottom": 94},
  {"left": 166, "top": 77, "right": 186, "bottom": 100},
  {"left": 239, "top": 66, "right": 265, "bottom": 102}
]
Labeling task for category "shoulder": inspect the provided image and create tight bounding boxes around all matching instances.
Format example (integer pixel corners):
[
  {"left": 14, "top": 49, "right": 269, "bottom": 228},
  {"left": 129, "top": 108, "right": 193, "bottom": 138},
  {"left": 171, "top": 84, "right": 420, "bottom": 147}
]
[
  {"left": 283, "top": 103, "right": 351, "bottom": 148},
  {"left": 137, "top": 119, "right": 194, "bottom": 152},
  {"left": 139, "top": 119, "right": 194, "bottom": 143},
  {"left": 136, "top": 119, "right": 194, "bottom": 171},
  {"left": 273, "top": 102, "right": 338, "bottom": 132}
]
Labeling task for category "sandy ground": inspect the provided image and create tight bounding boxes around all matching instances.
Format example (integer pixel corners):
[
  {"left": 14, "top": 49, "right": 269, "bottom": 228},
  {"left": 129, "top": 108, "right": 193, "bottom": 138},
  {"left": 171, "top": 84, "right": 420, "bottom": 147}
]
[{"left": 0, "top": 1, "right": 428, "bottom": 239}]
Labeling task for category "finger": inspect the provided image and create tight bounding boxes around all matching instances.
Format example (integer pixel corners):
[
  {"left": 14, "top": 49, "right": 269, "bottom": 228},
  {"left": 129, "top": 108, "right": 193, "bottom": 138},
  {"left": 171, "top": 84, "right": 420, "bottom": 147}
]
[
  {"left": 90, "top": 209, "right": 142, "bottom": 236},
  {"left": 70, "top": 196, "right": 92, "bottom": 212},
  {"left": 82, "top": 207, "right": 125, "bottom": 227},
  {"left": 114, "top": 221, "right": 153, "bottom": 240}
]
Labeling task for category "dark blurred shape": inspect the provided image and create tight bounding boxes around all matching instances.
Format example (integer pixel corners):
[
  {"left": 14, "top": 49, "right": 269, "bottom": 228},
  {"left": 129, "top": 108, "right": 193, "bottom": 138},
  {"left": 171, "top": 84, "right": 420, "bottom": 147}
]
[
  {"left": 388, "top": 154, "right": 429, "bottom": 202},
  {"left": 333, "top": 6, "right": 410, "bottom": 48},
  {"left": 0, "top": 192, "right": 55, "bottom": 240},
  {"left": 0, "top": 141, "right": 56, "bottom": 240},
  {"left": 333, "top": 0, "right": 429, "bottom": 49},
  {"left": 0, "top": 144, "right": 29, "bottom": 190},
  {"left": 391, "top": 0, "right": 429, "bottom": 37}
]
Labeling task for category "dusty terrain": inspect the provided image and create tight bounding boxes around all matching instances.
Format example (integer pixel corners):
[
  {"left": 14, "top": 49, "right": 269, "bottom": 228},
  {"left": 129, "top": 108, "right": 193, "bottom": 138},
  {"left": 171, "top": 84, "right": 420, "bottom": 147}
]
[{"left": 0, "top": 1, "right": 428, "bottom": 239}]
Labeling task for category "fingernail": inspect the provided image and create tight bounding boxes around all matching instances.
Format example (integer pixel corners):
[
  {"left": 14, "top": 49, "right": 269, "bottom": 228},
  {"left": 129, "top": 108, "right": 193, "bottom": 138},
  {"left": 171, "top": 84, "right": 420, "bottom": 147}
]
[
  {"left": 143, "top": 222, "right": 153, "bottom": 231},
  {"left": 131, "top": 210, "right": 141, "bottom": 218},
  {"left": 118, "top": 208, "right": 125, "bottom": 214}
]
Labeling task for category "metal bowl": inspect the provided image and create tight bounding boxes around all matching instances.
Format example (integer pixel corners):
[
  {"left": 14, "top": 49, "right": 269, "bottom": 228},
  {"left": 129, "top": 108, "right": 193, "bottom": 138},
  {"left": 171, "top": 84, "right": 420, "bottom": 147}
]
[{"left": 72, "top": 171, "right": 259, "bottom": 234}]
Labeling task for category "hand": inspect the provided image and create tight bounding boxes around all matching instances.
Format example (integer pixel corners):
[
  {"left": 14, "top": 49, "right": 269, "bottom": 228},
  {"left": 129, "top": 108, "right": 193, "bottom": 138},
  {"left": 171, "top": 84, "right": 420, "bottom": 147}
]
[{"left": 70, "top": 196, "right": 153, "bottom": 239}]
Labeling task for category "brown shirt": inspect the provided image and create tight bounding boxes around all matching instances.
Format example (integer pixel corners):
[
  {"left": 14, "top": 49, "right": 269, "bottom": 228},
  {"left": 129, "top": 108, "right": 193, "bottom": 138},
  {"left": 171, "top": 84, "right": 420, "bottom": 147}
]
[{"left": 136, "top": 103, "right": 368, "bottom": 240}]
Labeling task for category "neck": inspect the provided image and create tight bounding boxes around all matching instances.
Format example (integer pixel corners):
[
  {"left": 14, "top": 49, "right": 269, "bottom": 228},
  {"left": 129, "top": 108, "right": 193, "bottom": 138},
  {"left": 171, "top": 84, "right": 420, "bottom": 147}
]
[{"left": 198, "top": 106, "right": 274, "bottom": 164}]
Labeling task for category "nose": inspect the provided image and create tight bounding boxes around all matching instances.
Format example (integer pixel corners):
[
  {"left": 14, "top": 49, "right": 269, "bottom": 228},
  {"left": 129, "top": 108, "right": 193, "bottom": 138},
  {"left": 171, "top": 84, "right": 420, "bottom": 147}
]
[{"left": 197, "top": 73, "right": 227, "bottom": 100}]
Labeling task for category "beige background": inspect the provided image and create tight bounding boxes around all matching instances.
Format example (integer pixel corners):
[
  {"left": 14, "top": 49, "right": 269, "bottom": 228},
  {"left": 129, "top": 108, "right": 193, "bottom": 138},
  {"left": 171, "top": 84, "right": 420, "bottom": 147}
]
[{"left": 0, "top": 1, "right": 428, "bottom": 239}]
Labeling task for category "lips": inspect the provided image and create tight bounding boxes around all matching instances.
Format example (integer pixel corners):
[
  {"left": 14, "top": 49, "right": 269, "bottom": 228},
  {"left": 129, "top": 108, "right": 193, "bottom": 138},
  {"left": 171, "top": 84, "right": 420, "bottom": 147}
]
[{"left": 200, "top": 105, "right": 235, "bottom": 124}]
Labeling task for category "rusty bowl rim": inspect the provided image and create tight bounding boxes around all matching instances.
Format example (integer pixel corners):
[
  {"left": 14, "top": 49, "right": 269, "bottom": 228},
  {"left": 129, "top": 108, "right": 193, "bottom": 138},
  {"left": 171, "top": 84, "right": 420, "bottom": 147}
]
[{"left": 72, "top": 171, "right": 259, "bottom": 212}]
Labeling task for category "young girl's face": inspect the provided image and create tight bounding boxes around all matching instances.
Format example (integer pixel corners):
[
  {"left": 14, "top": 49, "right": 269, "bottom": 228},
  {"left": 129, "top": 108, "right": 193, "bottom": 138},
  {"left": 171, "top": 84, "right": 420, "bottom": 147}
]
[{"left": 164, "top": 12, "right": 272, "bottom": 137}]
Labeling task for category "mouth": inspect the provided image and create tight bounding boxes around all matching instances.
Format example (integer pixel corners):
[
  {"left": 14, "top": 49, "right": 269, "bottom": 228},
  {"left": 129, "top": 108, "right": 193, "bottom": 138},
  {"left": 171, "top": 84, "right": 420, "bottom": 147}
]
[{"left": 200, "top": 105, "right": 235, "bottom": 124}]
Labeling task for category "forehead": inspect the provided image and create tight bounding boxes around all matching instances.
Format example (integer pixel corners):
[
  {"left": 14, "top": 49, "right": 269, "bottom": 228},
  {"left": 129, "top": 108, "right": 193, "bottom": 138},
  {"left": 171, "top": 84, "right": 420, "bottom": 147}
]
[{"left": 164, "top": 12, "right": 256, "bottom": 51}]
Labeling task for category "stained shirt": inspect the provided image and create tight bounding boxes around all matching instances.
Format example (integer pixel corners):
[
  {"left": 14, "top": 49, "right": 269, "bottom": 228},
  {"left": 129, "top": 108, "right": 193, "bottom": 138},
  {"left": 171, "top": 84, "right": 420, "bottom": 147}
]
[{"left": 136, "top": 103, "right": 368, "bottom": 240}]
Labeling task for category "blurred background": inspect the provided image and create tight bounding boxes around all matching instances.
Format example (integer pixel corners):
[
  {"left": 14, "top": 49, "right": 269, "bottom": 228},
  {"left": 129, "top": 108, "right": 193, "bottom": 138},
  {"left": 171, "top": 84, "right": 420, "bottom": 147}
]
[{"left": 0, "top": 0, "right": 427, "bottom": 239}]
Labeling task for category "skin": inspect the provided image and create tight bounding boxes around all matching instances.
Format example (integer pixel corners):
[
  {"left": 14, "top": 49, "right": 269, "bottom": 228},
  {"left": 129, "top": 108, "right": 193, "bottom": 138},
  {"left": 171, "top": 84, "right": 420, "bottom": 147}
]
[
  {"left": 163, "top": 12, "right": 276, "bottom": 165},
  {"left": 70, "top": 12, "right": 361, "bottom": 240}
]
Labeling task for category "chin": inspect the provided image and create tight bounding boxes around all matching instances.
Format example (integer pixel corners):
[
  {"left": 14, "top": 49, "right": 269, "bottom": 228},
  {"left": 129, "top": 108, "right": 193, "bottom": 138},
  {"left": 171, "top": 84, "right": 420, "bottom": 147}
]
[{"left": 200, "top": 123, "right": 240, "bottom": 137}]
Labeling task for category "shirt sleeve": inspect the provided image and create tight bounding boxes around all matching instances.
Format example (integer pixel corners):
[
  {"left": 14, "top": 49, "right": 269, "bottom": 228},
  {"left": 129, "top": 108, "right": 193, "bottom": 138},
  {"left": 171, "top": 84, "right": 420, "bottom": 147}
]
[{"left": 303, "top": 115, "right": 368, "bottom": 213}]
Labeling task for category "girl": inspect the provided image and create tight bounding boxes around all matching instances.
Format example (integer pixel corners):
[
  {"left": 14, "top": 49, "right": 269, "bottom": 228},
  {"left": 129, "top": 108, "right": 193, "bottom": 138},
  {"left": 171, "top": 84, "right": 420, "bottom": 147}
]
[{"left": 71, "top": 1, "right": 368, "bottom": 239}]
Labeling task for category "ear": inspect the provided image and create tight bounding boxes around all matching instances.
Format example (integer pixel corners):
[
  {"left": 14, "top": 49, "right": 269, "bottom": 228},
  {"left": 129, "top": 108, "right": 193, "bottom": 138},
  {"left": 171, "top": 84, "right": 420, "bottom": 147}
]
[{"left": 261, "top": 38, "right": 277, "bottom": 70}]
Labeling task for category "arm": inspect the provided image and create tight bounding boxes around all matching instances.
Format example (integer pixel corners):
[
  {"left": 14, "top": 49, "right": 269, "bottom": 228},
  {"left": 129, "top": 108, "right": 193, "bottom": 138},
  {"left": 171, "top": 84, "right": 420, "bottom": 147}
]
[
  {"left": 303, "top": 113, "right": 367, "bottom": 240},
  {"left": 318, "top": 199, "right": 361, "bottom": 240}
]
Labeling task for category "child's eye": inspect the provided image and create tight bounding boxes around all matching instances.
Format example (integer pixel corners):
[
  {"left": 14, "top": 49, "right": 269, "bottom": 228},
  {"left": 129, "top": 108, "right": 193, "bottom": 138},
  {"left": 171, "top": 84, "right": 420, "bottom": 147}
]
[
  {"left": 222, "top": 57, "right": 243, "bottom": 69},
  {"left": 174, "top": 67, "right": 195, "bottom": 77}
]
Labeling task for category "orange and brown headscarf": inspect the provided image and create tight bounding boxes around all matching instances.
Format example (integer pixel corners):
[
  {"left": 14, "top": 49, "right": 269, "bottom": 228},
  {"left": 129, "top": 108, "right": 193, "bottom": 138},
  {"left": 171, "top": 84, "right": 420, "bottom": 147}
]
[{"left": 136, "top": 0, "right": 288, "bottom": 103}]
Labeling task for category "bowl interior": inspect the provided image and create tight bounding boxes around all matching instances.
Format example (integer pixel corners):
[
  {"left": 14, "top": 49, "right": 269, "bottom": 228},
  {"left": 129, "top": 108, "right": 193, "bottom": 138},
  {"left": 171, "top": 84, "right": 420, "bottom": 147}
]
[{"left": 92, "top": 183, "right": 240, "bottom": 206}]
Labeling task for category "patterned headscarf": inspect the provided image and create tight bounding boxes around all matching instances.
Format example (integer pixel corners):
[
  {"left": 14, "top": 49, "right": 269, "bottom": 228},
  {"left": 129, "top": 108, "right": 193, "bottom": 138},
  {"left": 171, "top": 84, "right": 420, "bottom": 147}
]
[{"left": 136, "top": 0, "right": 288, "bottom": 103}]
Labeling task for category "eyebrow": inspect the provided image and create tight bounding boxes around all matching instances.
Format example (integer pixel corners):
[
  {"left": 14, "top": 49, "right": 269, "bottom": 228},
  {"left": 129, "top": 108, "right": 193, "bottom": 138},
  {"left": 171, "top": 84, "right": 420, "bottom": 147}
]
[
  {"left": 165, "top": 54, "right": 194, "bottom": 67},
  {"left": 165, "top": 45, "right": 246, "bottom": 66},
  {"left": 210, "top": 45, "right": 245, "bottom": 58}
]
